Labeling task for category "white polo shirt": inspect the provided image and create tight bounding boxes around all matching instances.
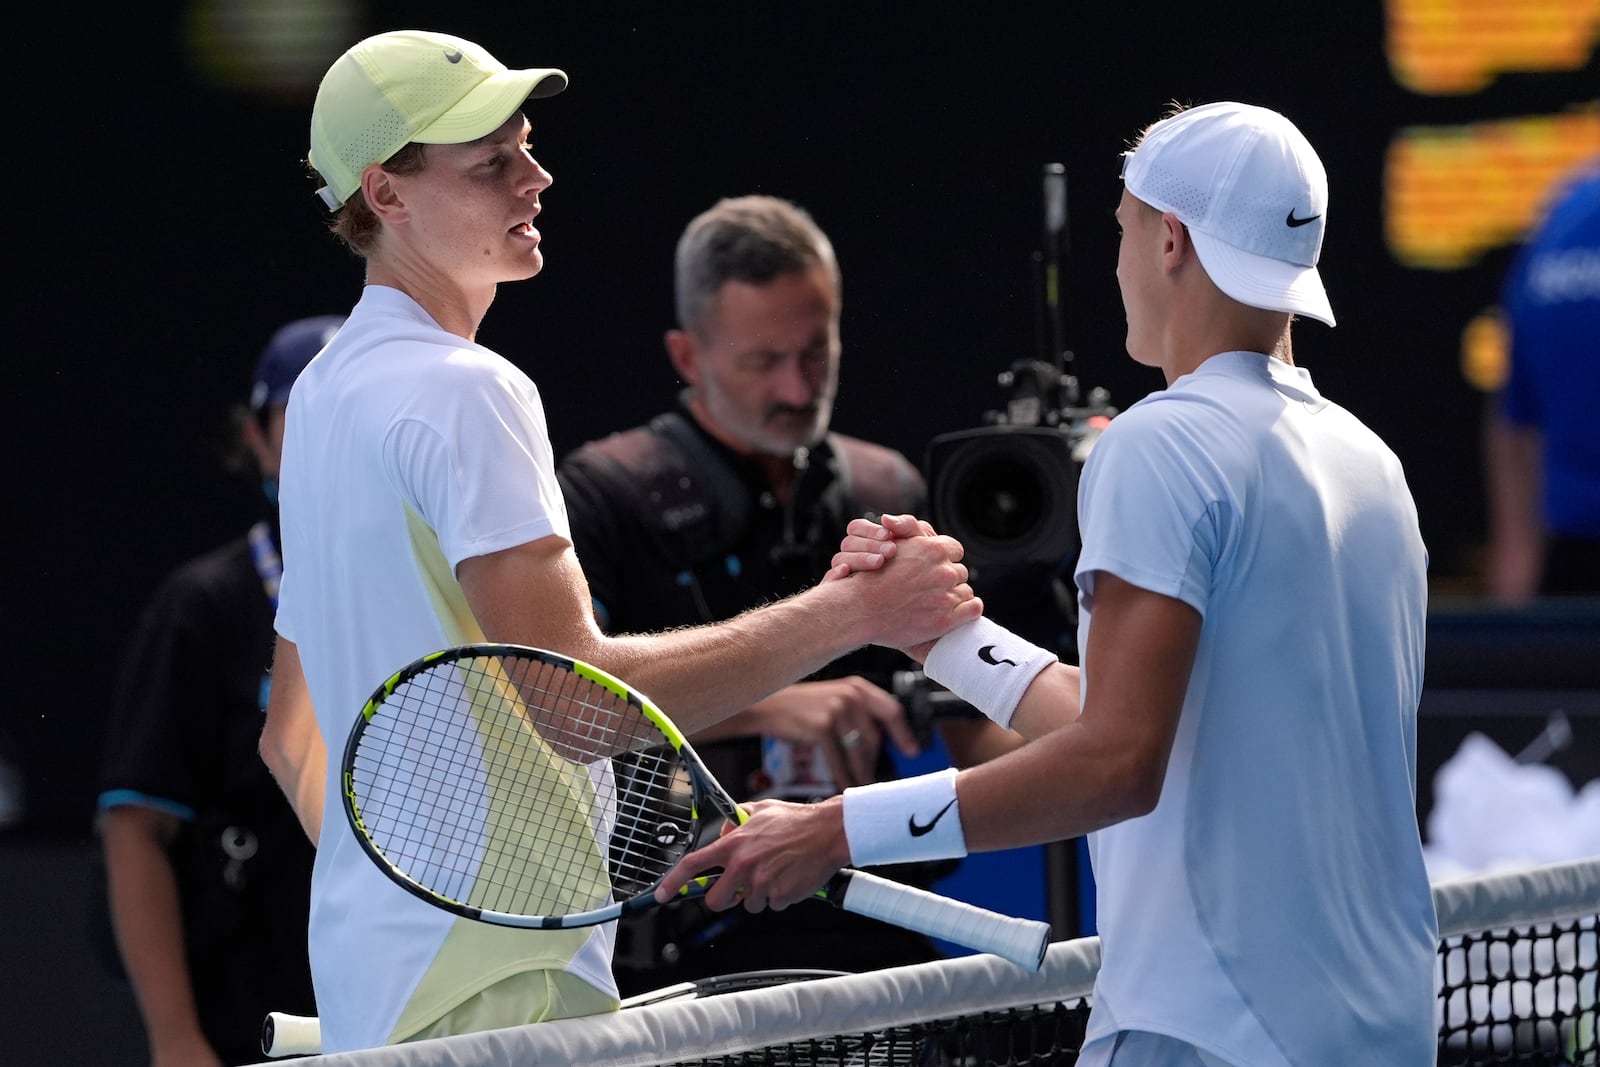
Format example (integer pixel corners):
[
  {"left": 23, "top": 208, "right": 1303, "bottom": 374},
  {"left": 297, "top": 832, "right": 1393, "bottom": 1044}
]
[{"left": 276, "top": 285, "right": 615, "bottom": 1053}]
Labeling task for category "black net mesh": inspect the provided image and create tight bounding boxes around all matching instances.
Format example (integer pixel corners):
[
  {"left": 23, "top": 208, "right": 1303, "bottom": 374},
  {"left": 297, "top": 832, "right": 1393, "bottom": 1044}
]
[{"left": 653, "top": 916, "right": 1597, "bottom": 1066}]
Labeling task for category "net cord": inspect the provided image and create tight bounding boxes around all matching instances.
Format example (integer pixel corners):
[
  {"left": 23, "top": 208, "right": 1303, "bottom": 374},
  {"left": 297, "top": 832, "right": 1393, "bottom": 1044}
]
[
  {"left": 247, "top": 856, "right": 1598, "bottom": 1066},
  {"left": 1433, "top": 855, "right": 1600, "bottom": 937}
]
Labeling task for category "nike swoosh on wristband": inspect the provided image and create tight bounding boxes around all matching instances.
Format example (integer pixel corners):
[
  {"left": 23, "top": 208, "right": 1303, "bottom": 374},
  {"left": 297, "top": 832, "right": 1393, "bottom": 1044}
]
[
  {"left": 1285, "top": 209, "right": 1321, "bottom": 228},
  {"left": 977, "top": 644, "right": 1019, "bottom": 667},
  {"left": 908, "top": 798, "right": 958, "bottom": 837}
]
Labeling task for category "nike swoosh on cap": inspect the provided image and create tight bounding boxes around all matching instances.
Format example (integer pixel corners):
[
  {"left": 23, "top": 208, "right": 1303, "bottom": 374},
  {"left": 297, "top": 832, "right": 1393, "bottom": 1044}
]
[{"left": 1285, "top": 209, "right": 1321, "bottom": 228}]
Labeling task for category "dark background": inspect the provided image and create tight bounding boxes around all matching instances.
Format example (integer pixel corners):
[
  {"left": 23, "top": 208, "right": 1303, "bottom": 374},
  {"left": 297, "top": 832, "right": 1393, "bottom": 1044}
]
[
  {"left": 18, "top": 1, "right": 1593, "bottom": 833},
  {"left": 4, "top": 3, "right": 1595, "bottom": 1060}
]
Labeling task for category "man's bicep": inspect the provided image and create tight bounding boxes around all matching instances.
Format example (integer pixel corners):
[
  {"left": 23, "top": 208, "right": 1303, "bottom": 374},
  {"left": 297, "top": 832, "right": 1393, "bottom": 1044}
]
[
  {"left": 263, "top": 636, "right": 309, "bottom": 735},
  {"left": 1080, "top": 571, "right": 1201, "bottom": 770},
  {"left": 555, "top": 464, "right": 624, "bottom": 630},
  {"left": 456, "top": 535, "right": 605, "bottom": 655},
  {"left": 260, "top": 636, "right": 326, "bottom": 843}
]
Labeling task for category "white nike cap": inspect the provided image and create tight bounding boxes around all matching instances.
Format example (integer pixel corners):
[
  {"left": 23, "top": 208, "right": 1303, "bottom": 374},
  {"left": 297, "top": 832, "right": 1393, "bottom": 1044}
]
[
  {"left": 1121, "top": 102, "right": 1336, "bottom": 327},
  {"left": 309, "top": 30, "right": 567, "bottom": 211}
]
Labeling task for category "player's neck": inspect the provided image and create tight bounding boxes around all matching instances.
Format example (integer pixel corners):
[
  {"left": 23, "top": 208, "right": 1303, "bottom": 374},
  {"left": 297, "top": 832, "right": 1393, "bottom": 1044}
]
[
  {"left": 1160, "top": 304, "right": 1294, "bottom": 383},
  {"left": 365, "top": 263, "right": 494, "bottom": 341}
]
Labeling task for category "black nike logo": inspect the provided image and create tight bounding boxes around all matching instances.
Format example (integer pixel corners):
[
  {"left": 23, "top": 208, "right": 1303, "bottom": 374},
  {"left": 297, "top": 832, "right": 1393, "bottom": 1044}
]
[
  {"left": 908, "top": 798, "right": 957, "bottom": 837},
  {"left": 1285, "top": 209, "right": 1321, "bottom": 228},
  {"left": 977, "top": 644, "right": 1019, "bottom": 667},
  {"left": 444, "top": 49, "right": 464, "bottom": 64}
]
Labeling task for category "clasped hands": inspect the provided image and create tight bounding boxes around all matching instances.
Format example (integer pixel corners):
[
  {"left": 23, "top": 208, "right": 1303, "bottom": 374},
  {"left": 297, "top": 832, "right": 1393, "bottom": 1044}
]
[{"left": 655, "top": 514, "right": 976, "bottom": 913}]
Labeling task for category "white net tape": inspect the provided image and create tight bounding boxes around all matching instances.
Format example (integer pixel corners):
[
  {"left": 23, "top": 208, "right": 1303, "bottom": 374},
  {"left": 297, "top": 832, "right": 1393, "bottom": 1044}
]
[{"left": 252, "top": 856, "right": 1599, "bottom": 1066}]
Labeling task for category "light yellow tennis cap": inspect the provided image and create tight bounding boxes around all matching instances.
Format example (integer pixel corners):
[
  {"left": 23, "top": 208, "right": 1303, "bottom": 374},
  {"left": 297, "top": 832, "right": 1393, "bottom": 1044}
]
[{"left": 308, "top": 30, "right": 567, "bottom": 210}]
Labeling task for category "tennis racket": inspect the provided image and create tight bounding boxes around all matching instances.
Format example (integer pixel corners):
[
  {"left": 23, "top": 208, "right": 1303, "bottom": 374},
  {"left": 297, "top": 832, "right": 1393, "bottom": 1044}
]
[
  {"left": 262, "top": 1012, "right": 321, "bottom": 1058},
  {"left": 341, "top": 643, "right": 1050, "bottom": 970}
]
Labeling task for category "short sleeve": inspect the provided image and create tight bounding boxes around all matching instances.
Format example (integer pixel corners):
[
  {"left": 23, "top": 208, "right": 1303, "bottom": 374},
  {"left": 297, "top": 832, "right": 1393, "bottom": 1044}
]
[
  {"left": 99, "top": 549, "right": 268, "bottom": 815},
  {"left": 1073, "top": 403, "right": 1226, "bottom": 618},
  {"left": 99, "top": 585, "right": 200, "bottom": 811},
  {"left": 383, "top": 359, "right": 570, "bottom": 570},
  {"left": 274, "top": 566, "right": 298, "bottom": 643}
]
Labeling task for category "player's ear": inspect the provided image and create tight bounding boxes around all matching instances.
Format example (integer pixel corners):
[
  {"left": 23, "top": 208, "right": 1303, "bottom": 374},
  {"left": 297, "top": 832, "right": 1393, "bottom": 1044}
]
[
  {"left": 1160, "top": 211, "right": 1191, "bottom": 271},
  {"left": 665, "top": 329, "right": 700, "bottom": 387},
  {"left": 362, "top": 164, "right": 408, "bottom": 223}
]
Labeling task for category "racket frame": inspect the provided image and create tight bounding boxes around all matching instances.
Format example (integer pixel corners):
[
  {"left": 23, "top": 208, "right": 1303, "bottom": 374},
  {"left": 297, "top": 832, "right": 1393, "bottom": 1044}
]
[{"left": 341, "top": 643, "right": 1051, "bottom": 969}]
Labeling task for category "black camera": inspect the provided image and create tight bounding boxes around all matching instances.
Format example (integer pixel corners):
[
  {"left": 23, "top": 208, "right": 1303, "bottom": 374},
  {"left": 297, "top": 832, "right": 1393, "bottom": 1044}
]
[{"left": 926, "top": 360, "right": 1114, "bottom": 658}]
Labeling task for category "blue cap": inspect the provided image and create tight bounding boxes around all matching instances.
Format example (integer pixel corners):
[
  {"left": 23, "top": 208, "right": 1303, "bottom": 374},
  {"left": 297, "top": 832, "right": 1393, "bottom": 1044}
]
[{"left": 250, "top": 315, "right": 345, "bottom": 412}]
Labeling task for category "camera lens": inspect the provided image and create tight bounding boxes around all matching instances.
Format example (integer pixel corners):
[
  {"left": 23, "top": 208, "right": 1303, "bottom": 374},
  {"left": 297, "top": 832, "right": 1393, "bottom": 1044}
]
[{"left": 953, "top": 456, "right": 1046, "bottom": 543}]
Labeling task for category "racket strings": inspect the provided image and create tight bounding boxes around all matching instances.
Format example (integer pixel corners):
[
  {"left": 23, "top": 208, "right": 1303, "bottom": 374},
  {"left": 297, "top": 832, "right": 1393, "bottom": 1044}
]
[
  {"left": 607, "top": 744, "right": 698, "bottom": 895},
  {"left": 348, "top": 652, "right": 697, "bottom": 921}
]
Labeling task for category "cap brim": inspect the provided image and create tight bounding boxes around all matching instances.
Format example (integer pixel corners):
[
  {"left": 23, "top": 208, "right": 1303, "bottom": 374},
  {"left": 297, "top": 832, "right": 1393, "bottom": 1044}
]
[
  {"left": 413, "top": 67, "right": 568, "bottom": 145},
  {"left": 1187, "top": 228, "right": 1336, "bottom": 327}
]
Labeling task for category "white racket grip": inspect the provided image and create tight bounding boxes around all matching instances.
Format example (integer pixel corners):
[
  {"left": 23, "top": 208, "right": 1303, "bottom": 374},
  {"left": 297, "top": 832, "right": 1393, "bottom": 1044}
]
[
  {"left": 832, "top": 869, "right": 1050, "bottom": 970},
  {"left": 262, "top": 1011, "right": 322, "bottom": 1057}
]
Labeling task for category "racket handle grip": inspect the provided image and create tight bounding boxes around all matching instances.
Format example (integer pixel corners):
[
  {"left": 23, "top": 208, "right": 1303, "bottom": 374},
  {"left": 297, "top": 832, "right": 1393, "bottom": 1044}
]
[
  {"left": 829, "top": 868, "right": 1050, "bottom": 970},
  {"left": 262, "top": 1011, "right": 322, "bottom": 1057}
]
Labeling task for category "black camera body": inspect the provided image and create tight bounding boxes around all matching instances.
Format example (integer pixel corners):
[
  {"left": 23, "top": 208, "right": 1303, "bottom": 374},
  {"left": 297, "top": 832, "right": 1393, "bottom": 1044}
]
[{"left": 926, "top": 358, "right": 1115, "bottom": 658}]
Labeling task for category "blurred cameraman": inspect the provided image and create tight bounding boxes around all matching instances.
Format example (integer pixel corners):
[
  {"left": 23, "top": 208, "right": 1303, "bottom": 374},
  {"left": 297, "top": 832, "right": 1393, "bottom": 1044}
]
[{"left": 558, "top": 195, "right": 1000, "bottom": 994}]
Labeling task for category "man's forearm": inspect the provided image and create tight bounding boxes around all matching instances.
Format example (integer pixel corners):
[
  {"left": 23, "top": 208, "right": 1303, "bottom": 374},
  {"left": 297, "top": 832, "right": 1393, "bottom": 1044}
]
[
  {"left": 101, "top": 811, "right": 214, "bottom": 1060},
  {"left": 594, "top": 580, "right": 870, "bottom": 732},
  {"left": 1484, "top": 413, "right": 1544, "bottom": 601},
  {"left": 261, "top": 720, "right": 326, "bottom": 844},
  {"left": 265, "top": 728, "right": 327, "bottom": 844},
  {"left": 463, "top": 532, "right": 978, "bottom": 737}
]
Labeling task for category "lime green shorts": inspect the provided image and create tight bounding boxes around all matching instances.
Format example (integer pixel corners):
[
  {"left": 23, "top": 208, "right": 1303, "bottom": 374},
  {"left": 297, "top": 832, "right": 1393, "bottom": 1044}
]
[{"left": 402, "top": 969, "right": 619, "bottom": 1044}]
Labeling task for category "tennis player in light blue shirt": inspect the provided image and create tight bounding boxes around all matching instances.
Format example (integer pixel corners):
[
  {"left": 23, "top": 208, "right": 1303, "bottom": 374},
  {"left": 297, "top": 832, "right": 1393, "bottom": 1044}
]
[{"left": 660, "top": 101, "right": 1439, "bottom": 1067}]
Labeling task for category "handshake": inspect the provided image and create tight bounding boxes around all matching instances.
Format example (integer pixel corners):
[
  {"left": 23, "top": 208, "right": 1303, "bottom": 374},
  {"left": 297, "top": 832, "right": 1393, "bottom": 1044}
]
[{"left": 817, "top": 513, "right": 984, "bottom": 661}]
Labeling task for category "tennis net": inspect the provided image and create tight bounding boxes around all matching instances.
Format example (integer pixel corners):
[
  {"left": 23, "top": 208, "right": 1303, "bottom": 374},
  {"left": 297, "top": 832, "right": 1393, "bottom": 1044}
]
[{"left": 256, "top": 856, "right": 1598, "bottom": 1065}]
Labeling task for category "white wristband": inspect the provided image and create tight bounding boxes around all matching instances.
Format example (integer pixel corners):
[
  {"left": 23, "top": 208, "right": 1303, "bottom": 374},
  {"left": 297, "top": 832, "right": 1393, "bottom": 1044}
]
[
  {"left": 842, "top": 768, "right": 968, "bottom": 867},
  {"left": 923, "top": 617, "right": 1055, "bottom": 730}
]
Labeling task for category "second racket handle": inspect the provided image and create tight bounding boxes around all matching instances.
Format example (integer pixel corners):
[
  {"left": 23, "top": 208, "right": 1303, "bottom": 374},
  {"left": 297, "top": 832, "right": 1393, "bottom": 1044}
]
[
  {"left": 828, "top": 869, "right": 1050, "bottom": 970},
  {"left": 262, "top": 1011, "right": 322, "bottom": 1057}
]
